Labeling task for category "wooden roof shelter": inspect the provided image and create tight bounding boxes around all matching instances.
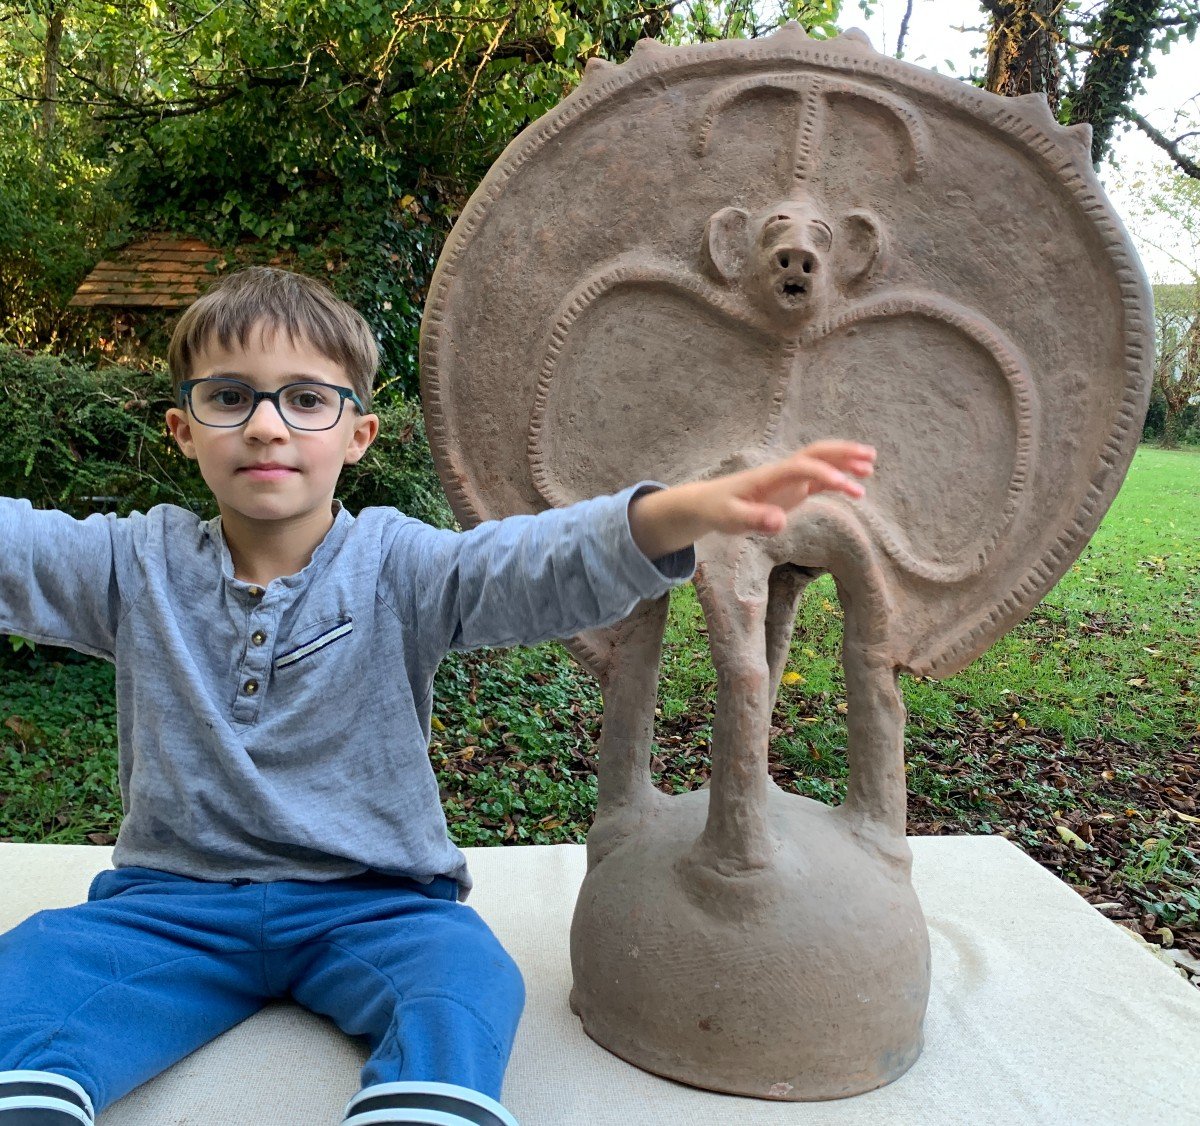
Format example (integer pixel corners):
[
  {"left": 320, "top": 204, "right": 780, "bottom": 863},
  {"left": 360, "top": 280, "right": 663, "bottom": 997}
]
[{"left": 69, "top": 236, "right": 225, "bottom": 309}]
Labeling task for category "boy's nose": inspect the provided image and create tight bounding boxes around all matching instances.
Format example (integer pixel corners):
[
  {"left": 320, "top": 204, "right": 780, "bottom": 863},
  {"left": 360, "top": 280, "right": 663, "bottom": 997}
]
[{"left": 242, "top": 398, "right": 290, "bottom": 436}]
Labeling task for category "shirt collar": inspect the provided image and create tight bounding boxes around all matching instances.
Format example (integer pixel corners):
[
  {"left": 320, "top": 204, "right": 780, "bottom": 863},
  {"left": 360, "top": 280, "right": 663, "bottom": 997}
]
[{"left": 200, "top": 500, "right": 352, "bottom": 592}]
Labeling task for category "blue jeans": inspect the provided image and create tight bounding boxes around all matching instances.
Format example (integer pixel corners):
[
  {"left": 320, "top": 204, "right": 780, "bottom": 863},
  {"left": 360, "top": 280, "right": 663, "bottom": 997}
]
[{"left": 0, "top": 867, "right": 525, "bottom": 1116}]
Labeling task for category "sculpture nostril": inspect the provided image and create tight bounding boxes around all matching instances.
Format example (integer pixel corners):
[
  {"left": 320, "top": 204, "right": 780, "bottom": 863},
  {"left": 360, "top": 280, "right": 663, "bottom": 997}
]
[
  {"left": 779, "top": 254, "right": 790, "bottom": 269},
  {"left": 802, "top": 257, "right": 814, "bottom": 273}
]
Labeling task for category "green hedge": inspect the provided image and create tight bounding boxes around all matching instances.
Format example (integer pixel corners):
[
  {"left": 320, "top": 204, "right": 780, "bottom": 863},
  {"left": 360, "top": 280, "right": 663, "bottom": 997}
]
[{"left": 0, "top": 344, "right": 453, "bottom": 528}]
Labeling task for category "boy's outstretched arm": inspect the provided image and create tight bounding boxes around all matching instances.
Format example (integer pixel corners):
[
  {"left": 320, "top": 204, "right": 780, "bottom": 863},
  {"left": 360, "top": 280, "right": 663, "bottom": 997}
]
[
  {"left": 0, "top": 498, "right": 132, "bottom": 661},
  {"left": 627, "top": 440, "right": 877, "bottom": 561},
  {"left": 383, "top": 440, "right": 875, "bottom": 671}
]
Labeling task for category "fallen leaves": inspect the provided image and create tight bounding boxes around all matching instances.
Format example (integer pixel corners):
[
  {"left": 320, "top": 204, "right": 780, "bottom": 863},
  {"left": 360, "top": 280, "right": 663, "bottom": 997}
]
[{"left": 1056, "top": 824, "right": 1089, "bottom": 850}]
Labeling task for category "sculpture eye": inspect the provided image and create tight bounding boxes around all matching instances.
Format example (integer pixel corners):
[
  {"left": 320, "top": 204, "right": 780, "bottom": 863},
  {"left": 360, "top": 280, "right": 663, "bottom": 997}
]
[
  {"left": 810, "top": 221, "right": 833, "bottom": 251},
  {"left": 760, "top": 213, "right": 792, "bottom": 243}
]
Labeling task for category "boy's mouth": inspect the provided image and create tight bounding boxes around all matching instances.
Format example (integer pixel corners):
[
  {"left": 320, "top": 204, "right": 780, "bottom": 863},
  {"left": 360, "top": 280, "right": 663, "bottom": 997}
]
[{"left": 239, "top": 463, "right": 299, "bottom": 479}]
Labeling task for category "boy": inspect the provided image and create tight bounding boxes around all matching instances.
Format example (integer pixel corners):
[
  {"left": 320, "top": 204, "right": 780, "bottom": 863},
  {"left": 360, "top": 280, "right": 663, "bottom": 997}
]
[{"left": 0, "top": 267, "right": 874, "bottom": 1126}]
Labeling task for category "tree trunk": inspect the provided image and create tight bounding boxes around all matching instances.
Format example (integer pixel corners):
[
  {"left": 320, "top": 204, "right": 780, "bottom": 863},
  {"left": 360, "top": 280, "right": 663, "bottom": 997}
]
[
  {"left": 41, "top": 3, "right": 65, "bottom": 148},
  {"left": 1162, "top": 403, "right": 1181, "bottom": 449},
  {"left": 1070, "top": 0, "right": 1163, "bottom": 166},
  {"left": 984, "top": 0, "right": 1064, "bottom": 114}
]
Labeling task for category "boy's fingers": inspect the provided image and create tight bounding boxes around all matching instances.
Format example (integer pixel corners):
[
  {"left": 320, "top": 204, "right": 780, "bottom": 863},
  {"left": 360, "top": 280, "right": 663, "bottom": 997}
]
[
  {"left": 799, "top": 441, "right": 877, "bottom": 476},
  {"left": 731, "top": 498, "right": 787, "bottom": 534},
  {"left": 805, "top": 453, "right": 875, "bottom": 478},
  {"left": 833, "top": 458, "right": 875, "bottom": 479},
  {"left": 730, "top": 448, "right": 871, "bottom": 515},
  {"left": 803, "top": 439, "right": 876, "bottom": 458},
  {"left": 736, "top": 458, "right": 816, "bottom": 499},
  {"left": 721, "top": 445, "right": 871, "bottom": 536},
  {"left": 773, "top": 455, "right": 864, "bottom": 496}
]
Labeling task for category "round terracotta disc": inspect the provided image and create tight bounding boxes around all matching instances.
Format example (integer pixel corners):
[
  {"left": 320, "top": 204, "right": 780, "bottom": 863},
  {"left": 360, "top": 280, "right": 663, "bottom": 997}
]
[{"left": 419, "top": 23, "right": 1152, "bottom": 677}]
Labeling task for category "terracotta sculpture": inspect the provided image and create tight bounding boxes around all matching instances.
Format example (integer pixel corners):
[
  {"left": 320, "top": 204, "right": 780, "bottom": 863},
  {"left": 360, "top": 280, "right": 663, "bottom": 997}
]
[{"left": 419, "top": 24, "right": 1152, "bottom": 1100}]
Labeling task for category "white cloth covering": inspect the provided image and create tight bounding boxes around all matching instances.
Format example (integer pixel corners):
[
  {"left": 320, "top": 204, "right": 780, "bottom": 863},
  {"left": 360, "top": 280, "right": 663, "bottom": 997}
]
[{"left": 0, "top": 838, "right": 1196, "bottom": 1125}]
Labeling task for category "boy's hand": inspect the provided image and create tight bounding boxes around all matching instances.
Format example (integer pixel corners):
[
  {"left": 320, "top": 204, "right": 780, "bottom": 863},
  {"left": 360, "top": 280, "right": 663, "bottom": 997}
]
[{"left": 629, "top": 441, "right": 877, "bottom": 561}]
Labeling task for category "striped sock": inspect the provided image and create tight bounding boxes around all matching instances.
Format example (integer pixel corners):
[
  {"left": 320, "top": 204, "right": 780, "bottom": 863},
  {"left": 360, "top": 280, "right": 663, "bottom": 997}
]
[
  {"left": 0, "top": 1071, "right": 94, "bottom": 1126},
  {"left": 343, "top": 1082, "right": 519, "bottom": 1126}
]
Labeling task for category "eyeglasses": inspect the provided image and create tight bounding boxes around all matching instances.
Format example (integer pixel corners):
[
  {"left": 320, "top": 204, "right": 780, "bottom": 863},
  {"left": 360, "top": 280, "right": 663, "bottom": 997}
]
[{"left": 179, "top": 378, "right": 366, "bottom": 432}]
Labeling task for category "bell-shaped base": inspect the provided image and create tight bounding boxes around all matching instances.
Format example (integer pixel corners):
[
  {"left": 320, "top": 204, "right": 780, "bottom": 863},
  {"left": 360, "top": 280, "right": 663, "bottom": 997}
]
[{"left": 570, "top": 786, "right": 930, "bottom": 1100}]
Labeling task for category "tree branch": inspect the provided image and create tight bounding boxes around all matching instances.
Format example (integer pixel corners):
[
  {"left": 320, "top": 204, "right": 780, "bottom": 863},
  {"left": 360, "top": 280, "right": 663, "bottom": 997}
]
[
  {"left": 164, "top": 0, "right": 231, "bottom": 43},
  {"left": 1129, "top": 229, "right": 1200, "bottom": 282},
  {"left": 896, "top": 0, "right": 915, "bottom": 59},
  {"left": 1069, "top": 0, "right": 1167, "bottom": 165},
  {"left": 1130, "top": 110, "right": 1200, "bottom": 180}
]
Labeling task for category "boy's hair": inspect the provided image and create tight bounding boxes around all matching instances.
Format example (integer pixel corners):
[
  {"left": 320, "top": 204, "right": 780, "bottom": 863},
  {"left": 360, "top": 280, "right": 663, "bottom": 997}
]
[{"left": 168, "top": 266, "right": 379, "bottom": 411}]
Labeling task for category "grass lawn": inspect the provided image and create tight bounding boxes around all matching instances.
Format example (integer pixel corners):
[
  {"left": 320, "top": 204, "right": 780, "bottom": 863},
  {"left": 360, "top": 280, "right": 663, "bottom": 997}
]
[{"left": 2, "top": 446, "right": 1197, "bottom": 975}]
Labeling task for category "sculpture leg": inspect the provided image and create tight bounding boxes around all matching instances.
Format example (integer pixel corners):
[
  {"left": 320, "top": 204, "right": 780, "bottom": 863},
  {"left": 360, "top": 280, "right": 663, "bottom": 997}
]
[
  {"left": 759, "top": 497, "right": 908, "bottom": 862},
  {"left": 836, "top": 577, "right": 911, "bottom": 868},
  {"left": 689, "top": 540, "right": 777, "bottom": 873},
  {"left": 585, "top": 595, "right": 670, "bottom": 868},
  {"left": 763, "top": 563, "right": 814, "bottom": 726}
]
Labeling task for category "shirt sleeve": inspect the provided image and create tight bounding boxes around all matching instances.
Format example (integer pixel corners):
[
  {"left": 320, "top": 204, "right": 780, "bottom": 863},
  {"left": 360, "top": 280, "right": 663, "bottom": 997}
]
[
  {"left": 0, "top": 498, "right": 129, "bottom": 661},
  {"left": 381, "top": 482, "right": 696, "bottom": 668}
]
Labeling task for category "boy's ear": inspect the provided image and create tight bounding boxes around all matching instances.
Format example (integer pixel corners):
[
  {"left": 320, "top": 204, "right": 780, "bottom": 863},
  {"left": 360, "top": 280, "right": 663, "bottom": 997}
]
[
  {"left": 165, "top": 408, "right": 198, "bottom": 460},
  {"left": 343, "top": 413, "right": 380, "bottom": 466}
]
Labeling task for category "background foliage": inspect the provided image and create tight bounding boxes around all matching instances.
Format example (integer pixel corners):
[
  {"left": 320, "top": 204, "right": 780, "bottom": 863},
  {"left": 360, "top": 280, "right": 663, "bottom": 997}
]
[
  {"left": 1148, "top": 282, "right": 1200, "bottom": 447},
  {"left": 0, "top": 0, "right": 843, "bottom": 381},
  {"left": 2, "top": 0, "right": 1197, "bottom": 376},
  {"left": 0, "top": 344, "right": 452, "bottom": 525}
]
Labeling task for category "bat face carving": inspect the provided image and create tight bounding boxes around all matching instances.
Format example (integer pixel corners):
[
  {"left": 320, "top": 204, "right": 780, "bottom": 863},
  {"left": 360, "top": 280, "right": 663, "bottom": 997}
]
[{"left": 706, "top": 198, "right": 837, "bottom": 328}]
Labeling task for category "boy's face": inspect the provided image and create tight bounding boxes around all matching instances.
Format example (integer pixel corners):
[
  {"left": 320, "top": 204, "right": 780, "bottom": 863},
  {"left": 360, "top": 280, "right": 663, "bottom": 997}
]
[{"left": 164, "top": 323, "right": 379, "bottom": 528}]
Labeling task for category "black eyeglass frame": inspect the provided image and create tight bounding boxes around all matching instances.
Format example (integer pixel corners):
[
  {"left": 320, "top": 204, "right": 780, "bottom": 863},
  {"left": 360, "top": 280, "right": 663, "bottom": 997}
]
[{"left": 178, "top": 377, "right": 367, "bottom": 432}]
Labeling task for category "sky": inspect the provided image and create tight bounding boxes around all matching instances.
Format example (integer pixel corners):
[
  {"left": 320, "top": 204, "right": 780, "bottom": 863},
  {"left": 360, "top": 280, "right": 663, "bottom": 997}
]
[{"left": 833, "top": 0, "right": 1199, "bottom": 283}]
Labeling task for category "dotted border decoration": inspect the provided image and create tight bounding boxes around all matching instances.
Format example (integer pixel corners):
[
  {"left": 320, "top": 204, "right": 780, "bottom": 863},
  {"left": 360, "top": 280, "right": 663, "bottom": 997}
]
[{"left": 419, "top": 27, "right": 1151, "bottom": 678}]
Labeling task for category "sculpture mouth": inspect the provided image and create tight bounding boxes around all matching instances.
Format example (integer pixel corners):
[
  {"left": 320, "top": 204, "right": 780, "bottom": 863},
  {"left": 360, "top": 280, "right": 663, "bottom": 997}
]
[{"left": 777, "top": 278, "right": 809, "bottom": 306}]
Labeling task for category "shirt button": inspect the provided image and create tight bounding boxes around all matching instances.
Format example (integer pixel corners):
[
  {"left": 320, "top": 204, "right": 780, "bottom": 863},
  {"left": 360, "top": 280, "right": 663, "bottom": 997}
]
[
  {"left": 251, "top": 631, "right": 266, "bottom": 646},
  {"left": 248, "top": 586, "right": 264, "bottom": 597},
  {"left": 243, "top": 679, "right": 259, "bottom": 696}
]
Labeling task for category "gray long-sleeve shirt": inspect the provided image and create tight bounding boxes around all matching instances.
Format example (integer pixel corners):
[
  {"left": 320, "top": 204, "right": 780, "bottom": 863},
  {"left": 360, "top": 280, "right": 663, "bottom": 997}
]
[{"left": 0, "top": 485, "right": 695, "bottom": 896}]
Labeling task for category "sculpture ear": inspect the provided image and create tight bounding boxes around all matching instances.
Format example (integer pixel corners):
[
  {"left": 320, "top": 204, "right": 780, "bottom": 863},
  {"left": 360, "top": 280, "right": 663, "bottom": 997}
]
[
  {"left": 840, "top": 208, "right": 885, "bottom": 288},
  {"left": 704, "top": 207, "right": 750, "bottom": 281}
]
